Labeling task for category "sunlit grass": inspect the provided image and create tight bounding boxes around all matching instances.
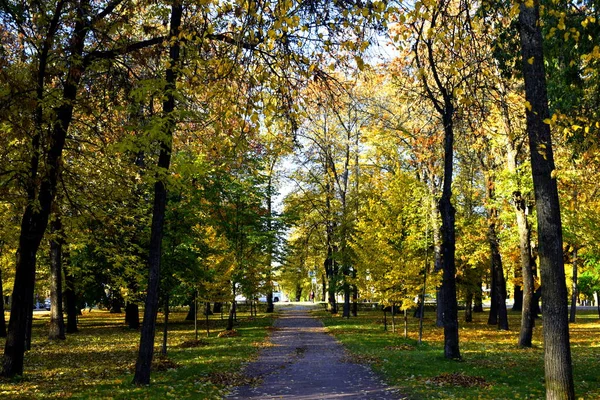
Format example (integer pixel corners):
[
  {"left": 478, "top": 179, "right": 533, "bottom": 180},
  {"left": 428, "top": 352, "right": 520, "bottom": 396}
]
[
  {"left": 317, "top": 308, "right": 600, "bottom": 399},
  {"left": 0, "top": 307, "right": 274, "bottom": 399}
]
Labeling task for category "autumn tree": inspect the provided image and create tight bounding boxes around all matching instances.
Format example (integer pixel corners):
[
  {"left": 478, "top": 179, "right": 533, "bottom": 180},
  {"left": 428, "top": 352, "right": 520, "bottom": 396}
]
[{"left": 518, "top": 1, "right": 574, "bottom": 397}]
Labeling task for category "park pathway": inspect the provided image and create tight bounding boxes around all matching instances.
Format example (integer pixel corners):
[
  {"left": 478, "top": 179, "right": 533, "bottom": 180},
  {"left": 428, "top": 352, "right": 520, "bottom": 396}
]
[{"left": 227, "top": 304, "right": 404, "bottom": 399}]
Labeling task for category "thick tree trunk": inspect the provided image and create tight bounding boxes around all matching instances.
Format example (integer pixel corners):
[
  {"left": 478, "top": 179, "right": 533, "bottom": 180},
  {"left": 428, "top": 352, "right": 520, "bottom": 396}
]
[
  {"left": 519, "top": 3, "right": 574, "bottom": 397},
  {"left": 49, "top": 217, "right": 66, "bottom": 340},
  {"left": 125, "top": 303, "right": 140, "bottom": 329},
  {"left": 439, "top": 111, "right": 460, "bottom": 360},
  {"left": 569, "top": 248, "right": 577, "bottom": 323},
  {"left": 2, "top": 9, "right": 85, "bottom": 376},
  {"left": 132, "top": 3, "right": 182, "bottom": 385},
  {"left": 321, "top": 274, "right": 326, "bottom": 302},
  {"left": 213, "top": 302, "right": 222, "bottom": 314}
]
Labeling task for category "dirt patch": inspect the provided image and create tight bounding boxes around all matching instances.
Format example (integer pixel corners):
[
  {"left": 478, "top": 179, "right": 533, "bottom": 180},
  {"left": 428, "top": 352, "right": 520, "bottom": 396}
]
[{"left": 427, "top": 372, "right": 490, "bottom": 388}]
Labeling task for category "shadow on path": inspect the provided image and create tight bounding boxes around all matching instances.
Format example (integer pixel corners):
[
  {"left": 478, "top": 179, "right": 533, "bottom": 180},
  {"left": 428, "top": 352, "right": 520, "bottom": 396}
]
[{"left": 227, "top": 304, "right": 404, "bottom": 399}]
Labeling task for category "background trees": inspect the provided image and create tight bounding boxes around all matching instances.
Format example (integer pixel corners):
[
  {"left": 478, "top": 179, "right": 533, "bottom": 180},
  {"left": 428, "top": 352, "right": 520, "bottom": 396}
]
[{"left": 1, "top": 0, "right": 598, "bottom": 396}]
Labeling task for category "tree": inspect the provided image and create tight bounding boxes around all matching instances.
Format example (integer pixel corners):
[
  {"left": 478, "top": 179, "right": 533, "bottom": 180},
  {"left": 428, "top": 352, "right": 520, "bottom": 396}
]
[{"left": 518, "top": 1, "right": 574, "bottom": 398}]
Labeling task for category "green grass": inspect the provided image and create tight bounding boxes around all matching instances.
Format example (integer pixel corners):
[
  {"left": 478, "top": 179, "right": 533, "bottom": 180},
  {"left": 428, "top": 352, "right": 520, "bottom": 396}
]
[
  {"left": 0, "top": 307, "right": 275, "bottom": 399},
  {"left": 317, "top": 308, "right": 600, "bottom": 399}
]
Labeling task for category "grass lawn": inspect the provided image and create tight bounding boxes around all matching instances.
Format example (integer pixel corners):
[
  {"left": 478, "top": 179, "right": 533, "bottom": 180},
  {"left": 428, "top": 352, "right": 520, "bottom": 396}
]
[
  {"left": 0, "top": 306, "right": 274, "bottom": 399},
  {"left": 317, "top": 307, "right": 600, "bottom": 399}
]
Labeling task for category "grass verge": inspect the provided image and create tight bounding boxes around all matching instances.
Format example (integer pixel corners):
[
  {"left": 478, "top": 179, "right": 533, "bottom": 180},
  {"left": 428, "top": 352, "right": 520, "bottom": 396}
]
[
  {"left": 317, "top": 308, "right": 600, "bottom": 399},
  {"left": 0, "top": 307, "right": 275, "bottom": 399}
]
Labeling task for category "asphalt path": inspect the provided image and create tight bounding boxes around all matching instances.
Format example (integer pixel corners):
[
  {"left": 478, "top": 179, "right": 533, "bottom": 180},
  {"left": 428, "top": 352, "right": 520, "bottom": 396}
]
[{"left": 227, "top": 304, "right": 404, "bottom": 400}]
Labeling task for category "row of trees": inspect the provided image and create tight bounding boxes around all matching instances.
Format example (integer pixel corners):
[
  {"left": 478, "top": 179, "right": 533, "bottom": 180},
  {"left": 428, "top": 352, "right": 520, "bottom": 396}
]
[
  {"left": 0, "top": 0, "right": 386, "bottom": 385},
  {"left": 279, "top": 1, "right": 599, "bottom": 399},
  {"left": 0, "top": 0, "right": 598, "bottom": 398}
]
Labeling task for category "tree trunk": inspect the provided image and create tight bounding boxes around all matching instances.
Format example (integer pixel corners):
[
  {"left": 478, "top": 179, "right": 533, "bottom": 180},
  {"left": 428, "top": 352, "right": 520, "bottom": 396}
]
[
  {"left": 49, "top": 217, "right": 66, "bottom": 340},
  {"left": 431, "top": 198, "right": 444, "bottom": 328},
  {"left": 204, "top": 302, "right": 213, "bottom": 316},
  {"left": 569, "top": 248, "right": 577, "bottom": 323},
  {"left": 64, "top": 264, "right": 78, "bottom": 334},
  {"left": 110, "top": 292, "right": 124, "bottom": 313},
  {"left": 515, "top": 191, "right": 536, "bottom": 347},
  {"left": 2, "top": 8, "right": 86, "bottom": 375},
  {"left": 266, "top": 291, "right": 274, "bottom": 313},
  {"left": 0, "top": 267, "right": 5, "bottom": 337},
  {"left": 489, "top": 218, "right": 509, "bottom": 330},
  {"left": 186, "top": 296, "right": 196, "bottom": 321},
  {"left": 133, "top": 3, "right": 182, "bottom": 386},
  {"left": 161, "top": 293, "right": 169, "bottom": 356},
  {"left": 504, "top": 94, "right": 536, "bottom": 345},
  {"left": 321, "top": 274, "right": 326, "bottom": 302},
  {"left": 519, "top": 3, "right": 574, "bottom": 397},
  {"left": 513, "top": 285, "right": 523, "bottom": 311},
  {"left": 439, "top": 110, "right": 461, "bottom": 360},
  {"left": 351, "top": 284, "right": 358, "bottom": 317},
  {"left": 488, "top": 264, "right": 498, "bottom": 325},
  {"left": 226, "top": 301, "right": 236, "bottom": 331},
  {"left": 465, "top": 291, "right": 473, "bottom": 322},
  {"left": 126, "top": 303, "right": 140, "bottom": 329},
  {"left": 473, "top": 280, "right": 484, "bottom": 312},
  {"left": 342, "top": 283, "right": 350, "bottom": 318},
  {"left": 213, "top": 302, "right": 222, "bottom": 314}
]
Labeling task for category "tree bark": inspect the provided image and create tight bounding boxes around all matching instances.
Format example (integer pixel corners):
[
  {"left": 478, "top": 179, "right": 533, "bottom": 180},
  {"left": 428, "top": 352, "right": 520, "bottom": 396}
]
[
  {"left": 132, "top": 2, "right": 182, "bottom": 385},
  {"left": 513, "top": 285, "right": 523, "bottom": 312},
  {"left": 0, "top": 267, "right": 5, "bottom": 338},
  {"left": 519, "top": 3, "right": 574, "bottom": 398},
  {"left": 49, "top": 216, "right": 66, "bottom": 340},
  {"left": 439, "top": 109, "right": 461, "bottom": 360},
  {"left": 125, "top": 303, "right": 140, "bottom": 329},
  {"left": 351, "top": 284, "right": 358, "bottom": 317},
  {"left": 473, "top": 279, "right": 484, "bottom": 312},
  {"left": 569, "top": 248, "right": 577, "bottom": 323},
  {"left": 161, "top": 293, "right": 169, "bottom": 356},
  {"left": 226, "top": 301, "right": 236, "bottom": 331},
  {"left": 515, "top": 191, "right": 536, "bottom": 347},
  {"left": 342, "top": 283, "right": 350, "bottom": 318},
  {"left": 64, "top": 262, "right": 78, "bottom": 334},
  {"left": 2, "top": 5, "right": 86, "bottom": 376},
  {"left": 465, "top": 291, "right": 473, "bottom": 323},
  {"left": 488, "top": 217, "right": 509, "bottom": 330}
]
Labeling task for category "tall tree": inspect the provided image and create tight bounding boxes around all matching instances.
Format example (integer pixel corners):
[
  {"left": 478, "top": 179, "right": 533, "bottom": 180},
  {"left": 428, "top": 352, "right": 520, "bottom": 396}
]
[
  {"left": 518, "top": 1, "right": 574, "bottom": 398},
  {"left": 133, "top": 1, "right": 182, "bottom": 385}
]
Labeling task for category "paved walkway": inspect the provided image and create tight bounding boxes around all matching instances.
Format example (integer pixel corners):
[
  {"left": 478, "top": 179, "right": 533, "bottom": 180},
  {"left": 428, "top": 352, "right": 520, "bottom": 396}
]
[{"left": 227, "top": 305, "right": 403, "bottom": 399}]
